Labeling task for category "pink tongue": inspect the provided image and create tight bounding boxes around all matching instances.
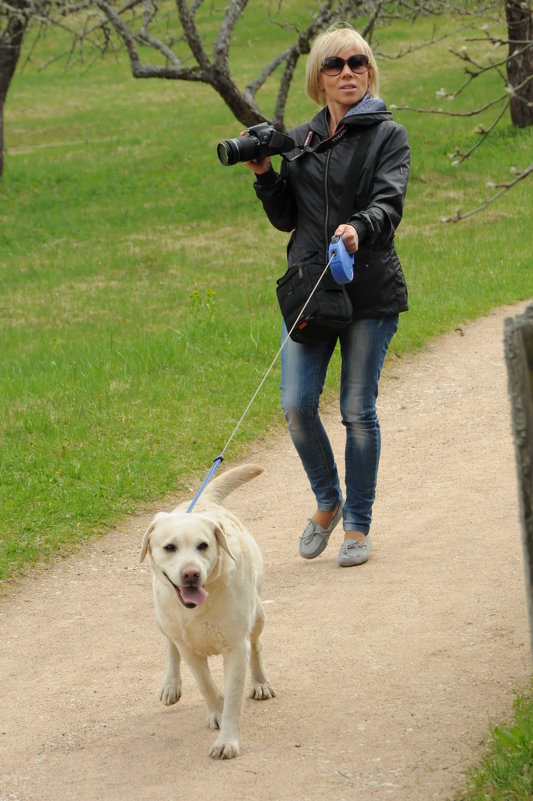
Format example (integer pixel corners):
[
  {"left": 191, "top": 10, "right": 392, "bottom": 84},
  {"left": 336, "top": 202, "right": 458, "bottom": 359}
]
[{"left": 180, "top": 585, "right": 208, "bottom": 606}]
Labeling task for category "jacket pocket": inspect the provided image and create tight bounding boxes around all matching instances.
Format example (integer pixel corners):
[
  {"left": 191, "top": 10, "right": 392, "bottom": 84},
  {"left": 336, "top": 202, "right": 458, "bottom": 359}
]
[{"left": 350, "top": 244, "right": 407, "bottom": 311}]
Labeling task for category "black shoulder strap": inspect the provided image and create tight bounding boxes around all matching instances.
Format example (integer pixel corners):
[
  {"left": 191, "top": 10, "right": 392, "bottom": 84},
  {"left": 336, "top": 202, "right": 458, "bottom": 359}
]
[{"left": 337, "top": 123, "right": 381, "bottom": 222}]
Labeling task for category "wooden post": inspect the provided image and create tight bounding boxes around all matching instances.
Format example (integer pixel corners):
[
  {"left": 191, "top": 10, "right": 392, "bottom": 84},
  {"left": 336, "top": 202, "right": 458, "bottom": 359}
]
[{"left": 504, "top": 303, "right": 533, "bottom": 657}]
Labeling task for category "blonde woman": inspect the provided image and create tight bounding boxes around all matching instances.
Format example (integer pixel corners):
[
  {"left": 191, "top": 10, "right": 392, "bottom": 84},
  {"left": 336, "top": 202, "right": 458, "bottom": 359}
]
[{"left": 245, "top": 25, "right": 409, "bottom": 567}]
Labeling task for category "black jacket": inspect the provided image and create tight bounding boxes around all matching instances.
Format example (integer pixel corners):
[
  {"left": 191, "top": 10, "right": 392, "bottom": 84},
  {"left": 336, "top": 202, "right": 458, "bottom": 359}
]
[{"left": 254, "top": 98, "right": 410, "bottom": 318}]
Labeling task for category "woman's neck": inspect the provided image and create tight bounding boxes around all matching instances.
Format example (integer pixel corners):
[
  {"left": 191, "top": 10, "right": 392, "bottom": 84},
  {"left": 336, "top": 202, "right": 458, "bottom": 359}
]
[
  {"left": 327, "top": 101, "right": 351, "bottom": 134},
  {"left": 326, "top": 93, "right": 369, "bottom": 134}
]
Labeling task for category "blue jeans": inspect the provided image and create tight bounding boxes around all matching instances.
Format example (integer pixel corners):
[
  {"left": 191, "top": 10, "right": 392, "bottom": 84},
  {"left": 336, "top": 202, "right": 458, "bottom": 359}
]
[{"left": 280, "top": 316, "right": 399, "bottom": 535}]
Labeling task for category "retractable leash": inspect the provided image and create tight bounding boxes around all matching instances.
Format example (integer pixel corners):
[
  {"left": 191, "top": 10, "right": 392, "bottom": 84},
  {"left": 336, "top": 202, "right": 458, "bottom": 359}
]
[{"left": 186, "top": 237, "right": 354, "bottom": 513}]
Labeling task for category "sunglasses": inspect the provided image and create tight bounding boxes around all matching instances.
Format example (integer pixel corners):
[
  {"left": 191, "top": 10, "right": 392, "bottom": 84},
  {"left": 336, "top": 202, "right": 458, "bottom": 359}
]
[{"left": 321, "top": 54, "right": 370, "bottom": 76}]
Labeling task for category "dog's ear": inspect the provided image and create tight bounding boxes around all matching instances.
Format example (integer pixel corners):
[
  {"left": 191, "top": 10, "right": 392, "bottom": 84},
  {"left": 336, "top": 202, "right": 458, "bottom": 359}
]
[
  {"left": 213, "top": 522, "right": 237, "bottom": 562},
  {"left": 140, "top": 512, "right": 168, "bottom": 563},
  {"left": 200, "top": 513, "right": 236, "bottom": 562}
]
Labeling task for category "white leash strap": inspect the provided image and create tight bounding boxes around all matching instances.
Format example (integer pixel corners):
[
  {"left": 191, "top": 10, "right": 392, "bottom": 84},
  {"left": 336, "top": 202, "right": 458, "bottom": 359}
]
[
  {"left": 221, "top": 254, "right": 334, "bottom": 457},
  {"left": 187, "top": 254, "right": 333, "bottom": 512}
]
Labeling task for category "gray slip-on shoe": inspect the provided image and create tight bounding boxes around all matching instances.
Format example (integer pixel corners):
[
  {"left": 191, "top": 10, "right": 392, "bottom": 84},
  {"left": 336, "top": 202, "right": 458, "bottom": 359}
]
[
  {"left": 338, "top": 536, "right": 372, "bottom": 567},
  {"left": 299, "top": 501, "right": 343, "bottom": 560}
]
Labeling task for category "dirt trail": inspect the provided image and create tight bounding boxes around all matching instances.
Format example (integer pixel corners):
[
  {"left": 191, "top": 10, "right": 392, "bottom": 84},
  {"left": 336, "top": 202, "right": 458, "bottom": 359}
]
[{"left": 1, "top": 301, "right": 532, "bottom": 801}]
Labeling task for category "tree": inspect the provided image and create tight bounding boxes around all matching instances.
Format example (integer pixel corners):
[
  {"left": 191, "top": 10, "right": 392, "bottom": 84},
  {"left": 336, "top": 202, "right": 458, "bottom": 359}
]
[
  {"left": 0, "top": 0, "right": 32, "bottom": 175},
  {"left": 92, "top": 0, "right": 383, "bottom": 131},
  {"left": 505, "top": 0, "right": 533, "bottom": 127},
  {"left": 381, "top": 0, "right": 532, "bottom": 220}
]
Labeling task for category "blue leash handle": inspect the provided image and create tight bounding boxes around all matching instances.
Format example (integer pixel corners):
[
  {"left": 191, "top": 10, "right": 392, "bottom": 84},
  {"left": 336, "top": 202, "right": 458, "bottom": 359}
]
[{"left": 186, "top": 455, "right": 224, "bottom": 513}]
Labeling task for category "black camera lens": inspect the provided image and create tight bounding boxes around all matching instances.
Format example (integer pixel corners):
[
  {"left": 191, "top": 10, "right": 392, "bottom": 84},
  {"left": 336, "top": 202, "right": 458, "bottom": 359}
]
[
  {"left": 217, "top": 139, "right": 239, "bottom": 166},
  {"left": 217, "top": 135, "right": 259, "bottom": 166}
]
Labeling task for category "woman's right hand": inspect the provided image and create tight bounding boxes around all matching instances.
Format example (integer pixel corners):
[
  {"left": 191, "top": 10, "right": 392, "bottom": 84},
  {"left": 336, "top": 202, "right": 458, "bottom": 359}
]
[
  {"left": 240, "top": 131, "right": 272, "bottom": 175},
  {"left": 244, "top": 156, "right": 272, "bottom": 175}
]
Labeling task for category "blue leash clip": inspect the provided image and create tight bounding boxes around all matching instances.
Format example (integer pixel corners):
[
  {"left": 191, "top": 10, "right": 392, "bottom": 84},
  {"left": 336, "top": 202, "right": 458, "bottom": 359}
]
[{"left": 328, "top": 235, "right": 354, "bottom": 284}]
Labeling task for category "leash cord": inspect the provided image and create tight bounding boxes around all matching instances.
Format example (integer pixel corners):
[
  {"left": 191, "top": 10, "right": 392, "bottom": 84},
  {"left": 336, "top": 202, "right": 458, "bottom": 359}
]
[{"left": 186, "top": 255, "right": 334, "bottom": 512}]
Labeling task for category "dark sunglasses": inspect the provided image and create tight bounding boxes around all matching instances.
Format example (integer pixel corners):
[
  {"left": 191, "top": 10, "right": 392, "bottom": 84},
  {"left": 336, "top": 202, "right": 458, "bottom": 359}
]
[{"left": 321, "top": 54, "right": 370, "bottom": 76}]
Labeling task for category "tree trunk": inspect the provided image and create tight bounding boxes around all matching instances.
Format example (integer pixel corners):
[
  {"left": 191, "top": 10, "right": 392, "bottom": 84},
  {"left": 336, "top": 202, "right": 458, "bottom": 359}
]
[
  {"left": 0, "top": 1, "right": 30, "bottom": 176},
  {"left": 505, "top": 0, "right": 533, "bottom": 127},
  {"left": 0, "top": 93, "right": 4, "bottom": 176}
]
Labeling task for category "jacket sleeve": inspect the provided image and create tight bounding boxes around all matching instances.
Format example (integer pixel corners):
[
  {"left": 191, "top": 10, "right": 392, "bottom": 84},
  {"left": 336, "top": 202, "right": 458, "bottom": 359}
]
[
  {"left": 253, "top": 160, "right": 297, "bottom": 233},
  {"left": 349, "top": 123, "right": 410, "bottom": 247}
]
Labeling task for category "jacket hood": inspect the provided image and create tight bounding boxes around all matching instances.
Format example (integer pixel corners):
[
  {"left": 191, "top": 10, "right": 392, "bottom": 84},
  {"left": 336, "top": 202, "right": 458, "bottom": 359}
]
[
  {"left": 309, "top": 94, "right": 392, "bottom": 135},
  {"left": 343, "top": 96, "right": 393, "bottom": 128},
  {"left": 345, "top": 94, "right": 389, "bottom": 118}
]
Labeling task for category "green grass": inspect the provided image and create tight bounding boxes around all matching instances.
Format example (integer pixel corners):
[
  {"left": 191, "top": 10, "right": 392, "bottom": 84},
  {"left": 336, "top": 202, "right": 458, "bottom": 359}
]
[
  {"left": 456, "top": 683, "right": 533, "bottom": 800},
  {"left": 1, "top": 5, "right": 532, "bottom": 583}
]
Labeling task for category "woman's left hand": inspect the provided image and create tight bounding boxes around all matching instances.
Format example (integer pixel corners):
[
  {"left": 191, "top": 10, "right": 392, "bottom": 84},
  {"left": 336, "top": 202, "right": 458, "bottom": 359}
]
[{"left": 334, "top": 223, "right": 359, "bottom": 254}]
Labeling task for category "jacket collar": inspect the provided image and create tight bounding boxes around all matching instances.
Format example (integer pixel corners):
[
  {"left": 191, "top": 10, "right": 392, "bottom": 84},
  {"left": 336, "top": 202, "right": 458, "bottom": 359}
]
[{"left": 309, "top": 94, "right": 391, "bottom": 136}]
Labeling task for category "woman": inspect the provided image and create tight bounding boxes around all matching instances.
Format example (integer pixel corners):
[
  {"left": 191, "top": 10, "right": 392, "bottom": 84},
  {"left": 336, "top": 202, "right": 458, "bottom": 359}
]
[{"left": 245, "top": 24, "right": 409, "bottom": 567}]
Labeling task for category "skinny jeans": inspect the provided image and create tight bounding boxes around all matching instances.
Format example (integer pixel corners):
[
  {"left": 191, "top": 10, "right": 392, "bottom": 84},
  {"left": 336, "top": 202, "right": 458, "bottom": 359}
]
[{"left": 280, "top": 316, "right": 398, "bottom": 535}]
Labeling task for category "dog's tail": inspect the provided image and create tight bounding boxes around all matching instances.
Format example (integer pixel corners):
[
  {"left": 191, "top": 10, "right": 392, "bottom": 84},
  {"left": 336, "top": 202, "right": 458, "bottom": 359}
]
[{"left": 198, "top": 463, "right": 264, "bottom": 507}]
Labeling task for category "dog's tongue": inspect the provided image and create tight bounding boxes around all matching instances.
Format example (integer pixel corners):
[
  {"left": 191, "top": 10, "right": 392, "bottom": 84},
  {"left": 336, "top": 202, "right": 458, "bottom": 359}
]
[{"left": 179, "top": 585, "right": 208, "bottom": 606}]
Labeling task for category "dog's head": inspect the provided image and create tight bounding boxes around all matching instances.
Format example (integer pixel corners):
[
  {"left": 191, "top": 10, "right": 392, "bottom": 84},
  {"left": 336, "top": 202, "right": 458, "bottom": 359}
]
[{"left": 140, "top": 511, "right": 236, "bottom": 609}]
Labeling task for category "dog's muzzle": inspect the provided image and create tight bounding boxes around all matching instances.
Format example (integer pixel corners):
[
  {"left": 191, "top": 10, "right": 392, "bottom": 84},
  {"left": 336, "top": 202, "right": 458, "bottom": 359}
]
[{"left": 163, "top": 572, "right": 208, "bottom": 609}]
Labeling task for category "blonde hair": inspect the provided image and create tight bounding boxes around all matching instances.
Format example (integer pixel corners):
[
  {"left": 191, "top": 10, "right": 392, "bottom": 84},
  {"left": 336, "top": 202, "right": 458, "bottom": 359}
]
[{"left": 305, "top": 24, "right": 379, "bottom": 106}]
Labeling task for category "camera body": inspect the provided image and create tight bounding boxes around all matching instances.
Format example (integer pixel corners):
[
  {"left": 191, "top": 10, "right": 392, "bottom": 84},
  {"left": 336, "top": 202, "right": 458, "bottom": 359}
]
[{"left": 217, "top": 123, "right": 295, "bottom": 167}]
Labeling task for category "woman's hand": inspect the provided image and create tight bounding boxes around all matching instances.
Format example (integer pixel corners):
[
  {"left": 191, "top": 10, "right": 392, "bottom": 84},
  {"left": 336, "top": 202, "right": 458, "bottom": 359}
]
[
  {"left": 240, "top": 131, "right": 272, "bottom": 175},
  {"left": 334, "top": 223, "right": 359, "bottom": 254},
  {"left": 243, "top": 156, "right": 272, "bottom": 175}
]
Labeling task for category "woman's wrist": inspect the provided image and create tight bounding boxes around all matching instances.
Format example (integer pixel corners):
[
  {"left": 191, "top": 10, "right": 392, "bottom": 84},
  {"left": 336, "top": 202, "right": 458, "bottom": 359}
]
[{"left": 253, "top": 166, "right": 278, "bottom": 186}]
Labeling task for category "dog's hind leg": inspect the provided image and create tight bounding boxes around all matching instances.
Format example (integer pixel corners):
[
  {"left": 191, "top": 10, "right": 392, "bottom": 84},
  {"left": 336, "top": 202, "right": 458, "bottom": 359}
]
[
  {"left": 160, "top": 637, "right": 182, "bottom": 706},
  {"left": 249, "top": 603, "right": 276, "bottom": 700}
]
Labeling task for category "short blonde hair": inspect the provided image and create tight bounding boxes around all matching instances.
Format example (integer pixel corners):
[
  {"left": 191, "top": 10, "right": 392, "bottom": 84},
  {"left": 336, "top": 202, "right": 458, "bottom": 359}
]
[{"left": 305, "top": 24, "right": 379, "bottom": 106}]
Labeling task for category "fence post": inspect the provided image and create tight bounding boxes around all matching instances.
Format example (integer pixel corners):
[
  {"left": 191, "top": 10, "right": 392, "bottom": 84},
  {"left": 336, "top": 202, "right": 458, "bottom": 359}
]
[{"left": 504, "top": 303, "right": 533, "bottom": 657}]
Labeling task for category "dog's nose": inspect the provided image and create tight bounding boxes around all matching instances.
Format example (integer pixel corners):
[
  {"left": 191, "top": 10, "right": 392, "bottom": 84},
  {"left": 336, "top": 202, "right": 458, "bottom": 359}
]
[{"left": 181, "top": 564, "right": 200, "bottom": 583}]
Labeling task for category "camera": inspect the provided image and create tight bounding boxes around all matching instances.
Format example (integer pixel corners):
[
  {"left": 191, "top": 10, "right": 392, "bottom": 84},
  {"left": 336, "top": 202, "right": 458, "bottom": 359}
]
[{"left": 217, "top": 123, "right": 295, "bottom": 167}]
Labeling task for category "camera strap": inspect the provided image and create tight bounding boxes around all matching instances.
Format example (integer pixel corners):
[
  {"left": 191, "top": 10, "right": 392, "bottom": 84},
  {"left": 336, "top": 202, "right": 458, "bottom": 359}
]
[{"left": 284, "top": 124, "right": 349, "bottom": 161}]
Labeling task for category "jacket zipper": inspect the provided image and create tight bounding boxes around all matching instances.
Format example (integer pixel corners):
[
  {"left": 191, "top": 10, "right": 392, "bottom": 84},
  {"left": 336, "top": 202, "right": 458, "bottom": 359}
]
[{"left": 323, "top": 148, "right": 332, "bottom": 261}]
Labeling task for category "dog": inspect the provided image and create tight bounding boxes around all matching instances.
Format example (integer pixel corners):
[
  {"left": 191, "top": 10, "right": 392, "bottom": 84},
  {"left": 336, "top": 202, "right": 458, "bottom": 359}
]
[{"left": 140, "top": 463, "right": 275, "bottom": 759}]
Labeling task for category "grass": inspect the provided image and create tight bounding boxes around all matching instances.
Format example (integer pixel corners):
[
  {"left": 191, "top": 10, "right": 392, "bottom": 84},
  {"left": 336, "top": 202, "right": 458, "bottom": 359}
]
[
  {"left": 1, "top": 4, "right": 532, "bottom": 584},
  {"left": 456, "top": 683, "right": 533, "bottom": 800}
]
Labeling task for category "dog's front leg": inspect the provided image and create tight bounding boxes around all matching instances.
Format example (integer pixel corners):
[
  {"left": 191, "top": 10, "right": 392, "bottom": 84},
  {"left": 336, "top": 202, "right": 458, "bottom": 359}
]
[
  {"left": 209, "top": 641, "right": 250, "bottom": 760},
  {"left": 160, "top": 637, "right": 182, "bottom": 706},
  {"left": 180, "top": 646, "right": 224, "bottom": 730}
]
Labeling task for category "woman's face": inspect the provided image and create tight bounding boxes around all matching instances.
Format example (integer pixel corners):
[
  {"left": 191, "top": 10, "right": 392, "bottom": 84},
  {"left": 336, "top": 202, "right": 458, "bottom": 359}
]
[{"left": 318, "top": 47, "right": 371, "bottom": 112}]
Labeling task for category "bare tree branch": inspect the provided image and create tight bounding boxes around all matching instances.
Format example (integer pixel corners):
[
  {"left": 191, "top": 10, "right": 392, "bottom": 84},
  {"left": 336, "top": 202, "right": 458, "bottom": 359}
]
[
  {"left": 175, "top": 0, "right": 210, "bottom": 71},
  {"left": 213, "top": 0, "right": 248, "bottom": 67},
  {"left": 441, "top": 162, "right": 533, "bottom": 222}
]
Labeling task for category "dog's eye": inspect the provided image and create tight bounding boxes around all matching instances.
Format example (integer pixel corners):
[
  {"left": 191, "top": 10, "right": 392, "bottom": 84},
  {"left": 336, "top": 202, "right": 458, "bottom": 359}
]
[
  {"left": 163, "top": 543, "right": 177, "bottom": 552},
  {"left": 197, "top": 542, "right": 208, "bottom": 551}
]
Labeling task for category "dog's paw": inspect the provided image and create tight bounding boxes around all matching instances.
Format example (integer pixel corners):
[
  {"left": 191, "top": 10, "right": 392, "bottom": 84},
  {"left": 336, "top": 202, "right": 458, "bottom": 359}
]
[
  {"left": 250, "top": 681, "right": 276, "bottom": 700},
  {"left": 209, "top": 736, "right": 240, "bottom": 760},
  {"left": 160, "top": 679, "right": 182, "bottom": 706}
]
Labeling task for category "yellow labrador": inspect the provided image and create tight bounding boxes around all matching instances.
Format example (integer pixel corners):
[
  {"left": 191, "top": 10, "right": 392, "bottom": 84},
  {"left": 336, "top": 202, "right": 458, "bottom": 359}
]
[{"left": 140, "top": 463, "right": 275, "bottom": 759}]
